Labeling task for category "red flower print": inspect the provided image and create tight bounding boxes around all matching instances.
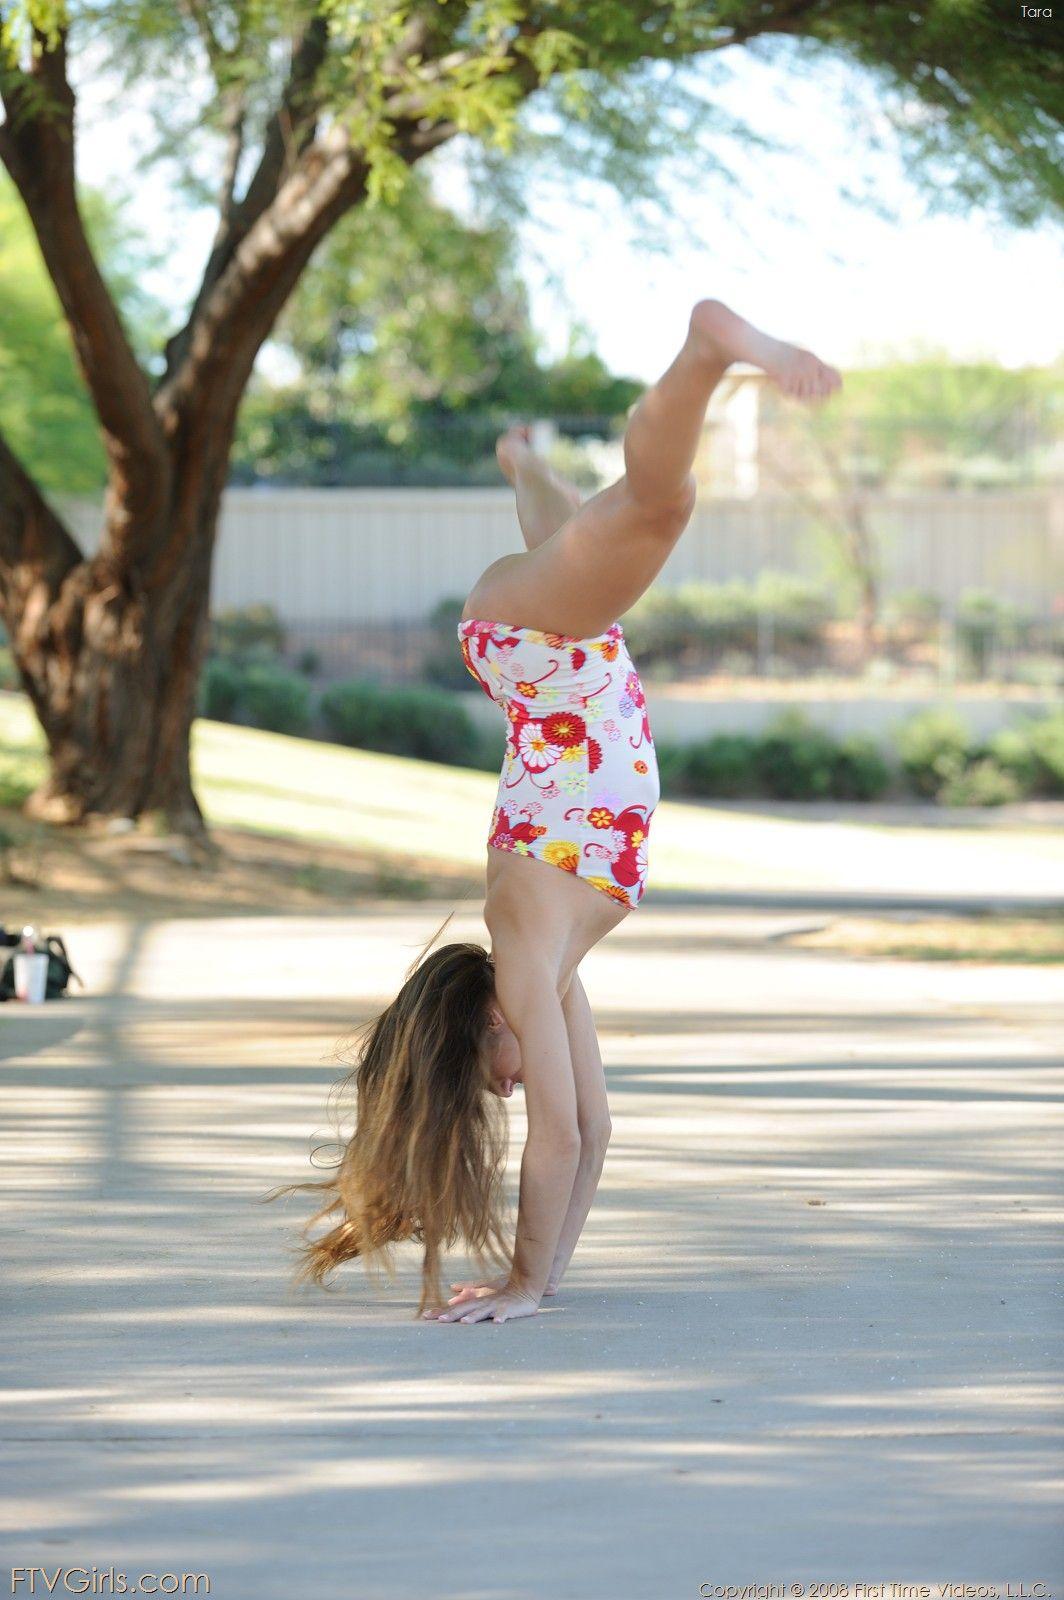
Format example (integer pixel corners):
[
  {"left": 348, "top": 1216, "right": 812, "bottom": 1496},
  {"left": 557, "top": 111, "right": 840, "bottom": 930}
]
[
  {"left": 587, "top": 737, "right": 602, "bottom": 773},
  {"left": 541, "top": 710, "right": 586, "bottom": 748},
  {"left": 490, "top": 806, "right": 547, "bottom": 850},
  {"left": 611, "top": 843, "right": 642, "bottom": 891},
  {"left": 587, "top": 805, "right": 615, "bottom": 830},
  {"left": 516, "top": 681, "right": 539, "bottom": 699},
  {"left": 633, "top": 759, "right": 648, "bottom": 774},
  {"left": 571, "top": 647, "right": 586, "bottom": 670}
]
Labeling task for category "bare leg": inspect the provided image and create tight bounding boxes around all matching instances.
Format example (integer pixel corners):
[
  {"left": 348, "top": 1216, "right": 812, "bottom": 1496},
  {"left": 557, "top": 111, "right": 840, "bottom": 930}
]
[
  {"left": 467, "top": 299, "right": 841, "bottom": 638},
  {"left": 621, "top": 334, "right": 730, "bottom": 510},
  {"left": 497, "top": 425, "right": 582, "bottom": 551},
  {"left": 623, "top": 298, "right": 842, "bottom": 509}
]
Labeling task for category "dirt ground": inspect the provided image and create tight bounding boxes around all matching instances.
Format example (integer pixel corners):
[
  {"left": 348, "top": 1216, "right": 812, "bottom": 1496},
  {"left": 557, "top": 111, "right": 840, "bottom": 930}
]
[
  {"left": 3, "top": 806, "right": 1061, "bottom": 967},
  {"left": 0, "top": 806, "right": 481, "bottom": 925}
]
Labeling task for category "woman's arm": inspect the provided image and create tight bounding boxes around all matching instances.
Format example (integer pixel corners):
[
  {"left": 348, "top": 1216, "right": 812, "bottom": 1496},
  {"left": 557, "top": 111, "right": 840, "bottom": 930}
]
[
  {"left": 444, "top": 970, "right": 611, "bottom": 1310},
  {"left": 545, "top": 972, "right": 612, "bottom": 1291},
  {"left": 430, "top": 943, "right": 581, "bottom": 1324}
]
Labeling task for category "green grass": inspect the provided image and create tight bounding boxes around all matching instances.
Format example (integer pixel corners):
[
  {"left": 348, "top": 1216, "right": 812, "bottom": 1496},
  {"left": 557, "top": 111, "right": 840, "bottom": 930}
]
[{"left": 2, "top": 690, "right": 1063, "bottom": 905}]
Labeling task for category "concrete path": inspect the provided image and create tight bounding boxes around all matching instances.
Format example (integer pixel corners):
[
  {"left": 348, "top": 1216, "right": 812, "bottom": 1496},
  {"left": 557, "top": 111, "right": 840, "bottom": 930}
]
[{"left": 1, "top": 906, "right": 1061, "bottom": 1599}]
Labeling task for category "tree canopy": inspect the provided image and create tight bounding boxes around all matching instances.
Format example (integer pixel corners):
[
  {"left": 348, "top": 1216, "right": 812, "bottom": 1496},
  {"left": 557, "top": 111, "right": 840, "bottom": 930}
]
[{"left": 2, "top": 0, "right": 1060, "bottom": 831}]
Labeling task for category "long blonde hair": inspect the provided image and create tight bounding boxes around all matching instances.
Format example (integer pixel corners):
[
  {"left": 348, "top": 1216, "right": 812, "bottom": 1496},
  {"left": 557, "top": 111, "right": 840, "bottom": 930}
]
[{"left": 268, "top": 920, "right": 511, "bottom": 1315}]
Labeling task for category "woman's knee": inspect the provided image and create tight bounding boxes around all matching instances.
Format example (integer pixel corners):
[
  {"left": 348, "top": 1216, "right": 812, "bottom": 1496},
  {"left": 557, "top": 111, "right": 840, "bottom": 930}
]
[{"left": 623, "top": 472, "right": 697, "bottom": 535}]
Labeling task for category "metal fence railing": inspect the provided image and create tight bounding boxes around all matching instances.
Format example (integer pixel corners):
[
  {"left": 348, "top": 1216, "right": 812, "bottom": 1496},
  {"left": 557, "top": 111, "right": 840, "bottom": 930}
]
[{"left": 238, "top": 610, "right": 1063, "bottom": 697}]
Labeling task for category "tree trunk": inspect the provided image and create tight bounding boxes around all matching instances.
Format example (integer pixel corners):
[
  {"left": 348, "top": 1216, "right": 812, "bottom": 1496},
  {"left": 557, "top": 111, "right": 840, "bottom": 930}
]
[
  {"left": 2, "top": 421, "right": 233, "bottom": 836},
  {"left": 17, "top": 543, "right": 211, "bottom": 832},
  {"left": 843, "top": 494, "right": 880, "bottom": 667}
]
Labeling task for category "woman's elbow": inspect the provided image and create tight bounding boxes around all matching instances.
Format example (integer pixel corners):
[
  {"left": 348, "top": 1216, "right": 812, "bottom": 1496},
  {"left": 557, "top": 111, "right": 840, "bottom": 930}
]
[
  {"left": 526, "top": 1120, "right": 583, "bottom": 1163},
  {"left": 581, "top": 1117, "right": 613, "bottom": 1161}
]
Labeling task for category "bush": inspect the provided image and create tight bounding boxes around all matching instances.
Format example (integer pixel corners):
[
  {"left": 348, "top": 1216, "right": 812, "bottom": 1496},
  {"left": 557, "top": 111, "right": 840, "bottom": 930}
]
[
  {"left": 884, "top": 589, "right": 943, "bottom": 634},
  {"left": 955, "top": 590, "right": 1024, "bottom": 679},
  {"left": 895, "top": 709, "right": 970, "bottom": 798},
  {"left": 830, "top": 735, "right": 892, "bottom": 801},
  {"left": 985, "top": 725, "right": 1041, "bottom": 794},
  {"left": 620, "top": 588, "right": 707, "bottom": 665},
  {"left": 622, "top": 573, "right": 835, "bottom": 672},
  {"left": 199, "top": 657, "right": 244, "bottom": 721},
  {"left": 751, "top": 571, "right": 835, "bottom": 646},
  {"left": 894, "top": 707, "right": 1063, "bottom": 804},
  {"left": 422, "top": 596, "right": 477, "bottom": 692},
  {"left": 681, "top": 733, "right": 760, "bottom": 798},
  {"left": 653, "top": 741, "right": 694, "bottom": 795},
  {"left": 239, "top": 663, "right": 313, "bottom": 735},
  {"left": 754, "top": 713, "right": 837, "bottom": 800},
  {"left": 1026, "top": 711, "right": 1064, "bottom": 795},
  {"left": 321, "top": 680, "right": 483, "bottom": 766},
  {"left": 938, "top": 758, "right": 1023, "bottom": 807},
  {"left": 211, "top": 604, "right": 286, "bottom": 661}
]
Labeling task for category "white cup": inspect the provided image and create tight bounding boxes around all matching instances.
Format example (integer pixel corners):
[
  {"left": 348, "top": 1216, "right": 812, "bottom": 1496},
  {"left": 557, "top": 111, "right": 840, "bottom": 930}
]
[{"left": 14, "top": 950, "right": 49, "bottom": 1004}]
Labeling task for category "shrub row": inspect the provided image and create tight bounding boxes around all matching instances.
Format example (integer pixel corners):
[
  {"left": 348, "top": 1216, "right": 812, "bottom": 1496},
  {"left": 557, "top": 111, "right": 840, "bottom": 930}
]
[
  {"left": 319, "top": 680, "right": 491, "bottom": 767},
  {"left": 198, "top": 656, "right": 500, "bottom": 770},
  {"left": 621, "top": 573, "right": 836, "bottom": 668},
  {"left": 895, "top": 708, "right": 1064, "bottom": 805},
  {"left": 660, "top": 709, "right": 1064, "bottom": 805},
  {"left": 198, "top": 651, "right": 1063, "bottom": 807},
  {"left": 658, "top": 714, "right": 891, "bottom": 802},
  {"left": 200, "top": 658, "right": 314, "bottom": 735}
]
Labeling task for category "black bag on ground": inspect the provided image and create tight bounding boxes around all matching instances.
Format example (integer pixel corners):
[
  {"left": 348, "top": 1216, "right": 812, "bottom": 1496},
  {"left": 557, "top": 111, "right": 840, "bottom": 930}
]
[{"left": 0, "top": 929, "right": 82, "bottom": 1001}]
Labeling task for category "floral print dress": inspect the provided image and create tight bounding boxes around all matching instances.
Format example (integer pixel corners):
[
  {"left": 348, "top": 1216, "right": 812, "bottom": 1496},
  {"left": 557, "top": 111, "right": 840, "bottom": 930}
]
[{"left": 457, "top": 617, "right": 660, "bottom": 909}]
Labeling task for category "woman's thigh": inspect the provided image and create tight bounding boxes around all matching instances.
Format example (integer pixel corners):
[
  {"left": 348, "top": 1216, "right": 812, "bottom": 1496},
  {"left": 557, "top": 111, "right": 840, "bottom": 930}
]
[{"left": 468, "top": 478, "right": 693, "bottom": 638}]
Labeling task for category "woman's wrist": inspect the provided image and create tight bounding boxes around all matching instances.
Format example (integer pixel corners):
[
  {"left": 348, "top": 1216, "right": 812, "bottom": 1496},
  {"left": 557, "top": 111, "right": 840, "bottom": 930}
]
[{"left": 506, "top": 1272, "right": 544, "bottom": 1304}]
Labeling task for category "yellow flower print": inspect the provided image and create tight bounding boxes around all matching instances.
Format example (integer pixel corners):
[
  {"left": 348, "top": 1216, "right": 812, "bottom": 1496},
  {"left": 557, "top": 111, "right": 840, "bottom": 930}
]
[
  {"left": 561, "top": 745, "right": 583, "bottom": 763},
  {"left": 543, "top": 840, "right": 580, "bottom": 872},
  {"left": 588, "top": 806, "right": 615, "bottom": 829},
  {"left": 516, "top": 681, "right": 539, "bottom": 698}
]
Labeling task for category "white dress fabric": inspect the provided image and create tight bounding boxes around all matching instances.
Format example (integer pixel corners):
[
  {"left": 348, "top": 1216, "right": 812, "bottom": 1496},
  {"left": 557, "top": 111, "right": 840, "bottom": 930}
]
[{"left": 457, "top": 616, "right": 660, "bottom": 909}]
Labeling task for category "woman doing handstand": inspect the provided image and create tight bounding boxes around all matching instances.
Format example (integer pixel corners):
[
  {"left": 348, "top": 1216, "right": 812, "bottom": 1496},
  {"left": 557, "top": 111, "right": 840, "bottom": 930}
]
[{"left": 279, "top": 301, "right": 841, "bottom": 1323}]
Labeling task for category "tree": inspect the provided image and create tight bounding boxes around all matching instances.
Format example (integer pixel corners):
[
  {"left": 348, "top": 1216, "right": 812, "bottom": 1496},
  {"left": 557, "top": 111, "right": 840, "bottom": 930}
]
[
  {"left": 232, "top": 169, "right": 642, "bottom": 484},
  {"left": 0, "top": 1, "right": 1060, "bottom": 833},
  {"left": 760, "top": 354, "right": 1060, "bottom": 660},
  {"left": 0, "top": 177, "right": 165, "bottom": 494}
]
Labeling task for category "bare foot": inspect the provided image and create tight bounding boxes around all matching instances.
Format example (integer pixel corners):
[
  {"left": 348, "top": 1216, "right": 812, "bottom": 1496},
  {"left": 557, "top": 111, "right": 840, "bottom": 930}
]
[
  {"left": 689, "top": 298, "right": 842, "bottom": 404},
  {"left": 495, "top": 424, "right": 535, "bottom": 485},
  {"left": 495, "top": 423, "right": 582, "bottom": 513}
]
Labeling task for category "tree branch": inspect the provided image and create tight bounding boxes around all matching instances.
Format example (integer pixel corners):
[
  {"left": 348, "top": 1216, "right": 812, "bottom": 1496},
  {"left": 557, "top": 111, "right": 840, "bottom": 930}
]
[
  {"left": 160, "top": 11, "right": 331, "bottom": 385},
  {"left": 155, "top": 97, "right": 460, "bottom": 432},
  {"left": 0, "top": 26, "right": 171, "bottom": 546}
]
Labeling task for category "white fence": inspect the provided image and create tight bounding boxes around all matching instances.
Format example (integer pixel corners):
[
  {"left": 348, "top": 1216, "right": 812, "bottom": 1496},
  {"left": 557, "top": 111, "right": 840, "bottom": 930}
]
[{"left": 60, "top": 486, "right": 1063, "bottom": 622}]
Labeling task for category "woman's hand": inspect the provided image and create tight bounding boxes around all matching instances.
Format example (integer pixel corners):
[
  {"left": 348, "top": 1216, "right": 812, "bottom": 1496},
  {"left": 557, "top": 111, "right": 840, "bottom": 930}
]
[
  {"left": 424, "top": 1283, "right": 542, "bottom": 1324},
  {"left": 443, "top": 1274, "right": 558, "bottom": 1311}
]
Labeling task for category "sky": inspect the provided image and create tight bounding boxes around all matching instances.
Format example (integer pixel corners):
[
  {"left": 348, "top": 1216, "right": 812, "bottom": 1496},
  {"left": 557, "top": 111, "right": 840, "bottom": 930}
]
[{"left": 73, "top": 38, "right": 1064, "bottom": 383}]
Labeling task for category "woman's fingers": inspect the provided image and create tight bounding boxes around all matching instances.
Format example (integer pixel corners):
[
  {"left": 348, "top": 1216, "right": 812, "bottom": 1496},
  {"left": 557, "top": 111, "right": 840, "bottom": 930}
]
[
  {"left": 434, "top": 1295, "right": 502, "bottom": 1323},
  {"left": 459, "top": 1299, "right": 504, "bottom": 1323}
]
